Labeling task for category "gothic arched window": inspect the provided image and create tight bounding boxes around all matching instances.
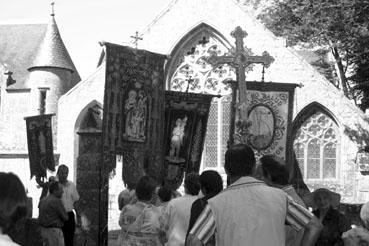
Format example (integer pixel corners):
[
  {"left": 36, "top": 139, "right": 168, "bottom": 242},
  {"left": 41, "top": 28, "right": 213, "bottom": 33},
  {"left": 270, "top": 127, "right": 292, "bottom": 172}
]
[
  {"left": 169, "top": 34, "right": 236, "bottom": 170},
  {"left": 293, "top": 112, "right": 339, "bottom": 180}
]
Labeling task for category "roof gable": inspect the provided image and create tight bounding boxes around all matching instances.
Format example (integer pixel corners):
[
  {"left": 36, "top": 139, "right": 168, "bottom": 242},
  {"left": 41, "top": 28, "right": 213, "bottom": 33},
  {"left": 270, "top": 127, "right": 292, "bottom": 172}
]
[{"left": 137, "top": 0, "right": 369, "bottom": 133}]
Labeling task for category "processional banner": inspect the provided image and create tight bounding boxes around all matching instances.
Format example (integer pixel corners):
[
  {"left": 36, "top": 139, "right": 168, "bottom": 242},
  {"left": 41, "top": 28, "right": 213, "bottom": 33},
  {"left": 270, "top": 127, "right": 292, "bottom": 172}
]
[
  {"left": 25, "top": 114, "right": 55, "bottom": 178},
  {"left": 235, "top": 82, "right": 297, "bottom": 162},
  {"left": 101, "top": 43, "right": 167, "bottom": 185},
  {"left": 163, "top": 91, "right": 215, "bottom": 189}
]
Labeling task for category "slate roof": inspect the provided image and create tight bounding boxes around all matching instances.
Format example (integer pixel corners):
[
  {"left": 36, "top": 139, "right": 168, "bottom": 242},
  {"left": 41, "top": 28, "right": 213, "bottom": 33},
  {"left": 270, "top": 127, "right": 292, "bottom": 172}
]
[
  {"left": 0, "top": 23, "right": 47, "bottom": 89},
  {"left": 0, "top": 15, "right": 81, "bottom": 90},
  {"left": 28, "top": 15, "right": 79, "bottom": 75}
]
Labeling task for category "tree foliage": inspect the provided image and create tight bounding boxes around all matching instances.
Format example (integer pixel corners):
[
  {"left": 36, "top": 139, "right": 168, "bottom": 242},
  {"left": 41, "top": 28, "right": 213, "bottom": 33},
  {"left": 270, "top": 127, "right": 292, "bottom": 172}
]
[{"left": 257, "top": 0, "right": 369, "bottom": 110}]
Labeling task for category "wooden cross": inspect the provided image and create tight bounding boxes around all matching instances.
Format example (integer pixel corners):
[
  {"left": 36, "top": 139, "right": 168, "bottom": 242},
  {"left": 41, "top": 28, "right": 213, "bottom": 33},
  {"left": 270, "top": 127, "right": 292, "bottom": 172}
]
[
  {"left": 206, "top": 26, "right": 274, "bottom": 121},
  {"left": 130, "top": 31, "right": 143, "bottom": 49}
]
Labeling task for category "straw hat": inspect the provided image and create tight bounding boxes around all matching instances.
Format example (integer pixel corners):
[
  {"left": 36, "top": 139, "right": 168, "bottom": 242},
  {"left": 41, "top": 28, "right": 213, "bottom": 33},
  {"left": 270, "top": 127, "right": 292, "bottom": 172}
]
[{"left": 303, "top": 188, "right": 341, "bottom": 209}]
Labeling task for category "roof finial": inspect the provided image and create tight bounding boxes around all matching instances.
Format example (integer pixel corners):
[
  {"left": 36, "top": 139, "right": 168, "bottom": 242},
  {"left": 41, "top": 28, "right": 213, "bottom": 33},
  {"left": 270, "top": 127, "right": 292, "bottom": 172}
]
[
  {"left": 51, "top": 2, "right": 55, "bottom": 17},
  {"left": 130, "top": 31, "right": 143, "bottom": 49}
]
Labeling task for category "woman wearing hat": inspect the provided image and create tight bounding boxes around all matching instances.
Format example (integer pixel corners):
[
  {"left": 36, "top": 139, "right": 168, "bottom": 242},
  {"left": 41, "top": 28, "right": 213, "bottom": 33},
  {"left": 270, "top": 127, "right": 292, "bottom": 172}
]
[{"left": 306, "top": 188, "right": 351, "bottom": 246}]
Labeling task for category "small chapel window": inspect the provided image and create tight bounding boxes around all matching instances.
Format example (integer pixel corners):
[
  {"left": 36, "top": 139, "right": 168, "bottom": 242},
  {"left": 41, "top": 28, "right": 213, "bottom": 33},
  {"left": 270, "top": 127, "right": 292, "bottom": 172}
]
[
  {"left": 294, "top": 112, "right": 339, "bottom": 181},
  {"left": 38, "top": 88, "right": 49, "bottom": 115}
]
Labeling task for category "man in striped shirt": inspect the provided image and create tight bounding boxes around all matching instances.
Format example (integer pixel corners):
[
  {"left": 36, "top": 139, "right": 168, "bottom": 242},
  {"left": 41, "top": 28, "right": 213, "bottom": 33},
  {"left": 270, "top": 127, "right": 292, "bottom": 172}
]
[{"left": 186, "top": 144, "right": 322, "bottom": 246}]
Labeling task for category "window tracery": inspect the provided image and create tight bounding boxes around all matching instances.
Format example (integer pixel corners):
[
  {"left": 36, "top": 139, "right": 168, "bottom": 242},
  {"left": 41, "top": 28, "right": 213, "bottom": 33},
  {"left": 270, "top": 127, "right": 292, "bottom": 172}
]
[
  {"left": 169, "top": 35, "right": 238, "bottom": 169},
  {"left": 293, "top": 112, "right": 339, "bottom": 180},
  {"left": 169, "top": 36, "right": 236, "bottom": 94}
]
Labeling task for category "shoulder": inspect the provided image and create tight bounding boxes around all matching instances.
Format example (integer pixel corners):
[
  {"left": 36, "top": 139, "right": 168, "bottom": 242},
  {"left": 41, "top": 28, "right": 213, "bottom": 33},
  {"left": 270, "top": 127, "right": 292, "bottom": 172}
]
[
  {"left": 67, "top": 180, "right": 77, "bottom": 188},
  {"left": 0, "top": 234, "right": 20, "bottom": 246},
  {"left": 169, "top": 196, "right": 184, "bottom": 205},
  {"left": 261, "top": 185, "right": 286, "bottom": 195},
  {"left": 342, "top": 227, "right": 369, "bottom": 241}
]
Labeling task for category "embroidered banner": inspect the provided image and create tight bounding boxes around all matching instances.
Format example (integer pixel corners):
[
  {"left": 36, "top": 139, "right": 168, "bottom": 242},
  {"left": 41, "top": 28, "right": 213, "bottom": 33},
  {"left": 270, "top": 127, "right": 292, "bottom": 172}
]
[
  {"left": 101, "top": 43, "right": 167, "bottom": 185},
  {"left": 24, "top": 114, "right": 55, "bottom": 178},
  {"left": 163, "top": 91, "right": 215, "bottom": 189},
  {"left": 234, "top": 82, "right": 297, "bottom": 162}
]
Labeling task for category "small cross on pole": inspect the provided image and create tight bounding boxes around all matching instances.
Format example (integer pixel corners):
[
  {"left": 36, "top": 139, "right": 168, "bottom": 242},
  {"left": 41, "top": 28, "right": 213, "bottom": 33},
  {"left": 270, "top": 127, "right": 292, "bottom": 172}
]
[
  {"left": 130, "top": 31, "right": 143, "bottom": 49},
  {"left": 185, "top": 76, "right": 194, "bottom": 93},
  {"left": 206, "top": 26, "right": 275, "bottom": 145}
]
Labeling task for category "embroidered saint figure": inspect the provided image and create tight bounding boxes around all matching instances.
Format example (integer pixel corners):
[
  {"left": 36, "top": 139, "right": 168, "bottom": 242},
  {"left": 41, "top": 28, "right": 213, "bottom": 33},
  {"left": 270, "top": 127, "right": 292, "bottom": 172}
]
[{"left": 169, "top": 115, "right": 188, "bottom": 158}]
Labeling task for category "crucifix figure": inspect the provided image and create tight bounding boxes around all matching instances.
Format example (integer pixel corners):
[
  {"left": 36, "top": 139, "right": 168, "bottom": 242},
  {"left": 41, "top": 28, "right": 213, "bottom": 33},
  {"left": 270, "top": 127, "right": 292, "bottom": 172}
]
[
  {"left": 130, "top": 31, "right": 143, "bottom": 49},
  {"left": 206, "top": 26, "right": 274, "bottom": 146}
]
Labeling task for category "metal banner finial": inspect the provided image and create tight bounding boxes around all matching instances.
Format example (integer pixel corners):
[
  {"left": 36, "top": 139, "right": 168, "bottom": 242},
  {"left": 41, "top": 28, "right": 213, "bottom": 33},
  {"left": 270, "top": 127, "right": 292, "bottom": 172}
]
[
  {"left": 51, "top": 2, "right": 55, "bottom": 16},
  {"left": 130, "top": 31, "right": 143, "bottom": 49}
]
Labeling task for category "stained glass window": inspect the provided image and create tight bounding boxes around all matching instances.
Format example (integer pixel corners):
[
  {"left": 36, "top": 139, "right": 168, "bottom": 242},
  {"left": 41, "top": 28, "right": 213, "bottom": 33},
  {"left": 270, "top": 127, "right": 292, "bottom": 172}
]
[
  {"left": 293, "top": 112, "right": 339, "bottom": 180},
  {"left": 169, "top": 36, "right": 235, "bottom": 94},
  {"left": 221, "top": 96, "right": 231, "bottom": 165},
  {"left": 204, "top": 99, "right": 219, "bottom": 167},
  {"left": 169, "top": 35, "right": 235, "bottom": 170}
]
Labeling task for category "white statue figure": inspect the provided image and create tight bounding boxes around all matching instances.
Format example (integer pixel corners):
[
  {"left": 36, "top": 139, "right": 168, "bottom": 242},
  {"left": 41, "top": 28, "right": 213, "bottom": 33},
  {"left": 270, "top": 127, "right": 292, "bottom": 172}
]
[
  {"left": 136, "top": 90, "right": 147, "bottom": 139},
  {"left": 169, "top": 115, "right": 188, "bottom": 158},
  {"left": 124, "top": 90, "right": 138, "bottom": 138}
]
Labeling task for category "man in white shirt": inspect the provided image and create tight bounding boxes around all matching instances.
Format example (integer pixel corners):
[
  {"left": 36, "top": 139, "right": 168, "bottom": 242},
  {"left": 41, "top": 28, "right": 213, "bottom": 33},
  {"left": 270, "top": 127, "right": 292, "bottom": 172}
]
[
  {"left": 57, "top": 165, "right": 79, "bottom": 246},
  {"left": 187, "top": 144, "right": 322, "bottom": 246},
  {"left": 161, "top": 173, "right": 200, "bottom": 246},
  {"left": 257, "top": 154, "right": 308, "bottom": 246}
]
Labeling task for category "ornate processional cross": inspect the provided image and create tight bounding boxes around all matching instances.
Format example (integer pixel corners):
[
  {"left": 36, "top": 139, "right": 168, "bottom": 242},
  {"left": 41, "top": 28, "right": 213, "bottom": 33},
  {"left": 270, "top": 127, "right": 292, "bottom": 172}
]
[{"left": 206, "top": 26, "right": 274, "bottom": 145}]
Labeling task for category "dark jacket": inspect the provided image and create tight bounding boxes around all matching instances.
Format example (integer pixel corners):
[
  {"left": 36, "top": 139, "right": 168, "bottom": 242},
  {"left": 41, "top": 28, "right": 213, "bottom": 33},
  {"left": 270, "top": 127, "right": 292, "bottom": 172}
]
[{"left": 313, "top": 207, "right": 351, "bottom": 246}]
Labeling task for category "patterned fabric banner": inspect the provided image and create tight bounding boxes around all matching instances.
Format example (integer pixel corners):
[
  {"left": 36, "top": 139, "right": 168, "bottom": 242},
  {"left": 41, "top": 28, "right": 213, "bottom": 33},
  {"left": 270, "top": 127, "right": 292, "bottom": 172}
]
[
  {"left": 25, "top": 114, "right": 55, "bottom": 178},
  {"left": 163, "top": 91, "right": 215, "bottom": 189},
  {"left": 235, "top": 82, "right": 297, "bottom": 162},
  {"left": 101, "top": 43, "right": 167, "bottom": 185}
]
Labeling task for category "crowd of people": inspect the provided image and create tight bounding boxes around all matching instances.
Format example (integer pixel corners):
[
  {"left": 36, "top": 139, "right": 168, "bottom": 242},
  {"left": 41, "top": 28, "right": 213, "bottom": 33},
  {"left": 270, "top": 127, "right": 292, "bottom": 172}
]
[
  {"left": 0, "top": 164, "right": 79, "bottom": 246},
  {"left": 2, "top": 144, "right": 369, "bottom": 245},
  {"left": 116, "top": 144, "right": 369, "bottom": 246}
]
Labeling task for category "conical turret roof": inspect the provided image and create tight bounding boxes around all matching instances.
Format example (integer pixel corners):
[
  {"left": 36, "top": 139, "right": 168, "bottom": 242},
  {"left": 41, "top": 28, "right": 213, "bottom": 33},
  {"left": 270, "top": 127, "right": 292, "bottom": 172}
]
[{"left": 28, "top": 14, "right": 77, "bottom": 73}]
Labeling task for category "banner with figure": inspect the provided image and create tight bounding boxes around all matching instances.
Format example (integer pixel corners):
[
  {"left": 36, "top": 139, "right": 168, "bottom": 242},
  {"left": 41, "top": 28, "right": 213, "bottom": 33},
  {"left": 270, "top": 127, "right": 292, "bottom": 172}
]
[
  {"left": 101, "top": 42, "right": 167, "bottom": 185},
  {"left": 25, "top": 114, "right": 55, "bottom": 178},
  {"left": 234, "top": 82, "right": 297, "bottom": 163},
  {"left": 163, "top": 91, "right": 216, "bottom": 190}
]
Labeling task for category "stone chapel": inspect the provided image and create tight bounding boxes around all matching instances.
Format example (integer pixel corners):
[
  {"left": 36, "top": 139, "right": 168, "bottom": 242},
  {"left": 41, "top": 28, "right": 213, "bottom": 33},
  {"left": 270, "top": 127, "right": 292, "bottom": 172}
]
[{"left": 1, "top": 0, "right": 369, "bottom": 219}]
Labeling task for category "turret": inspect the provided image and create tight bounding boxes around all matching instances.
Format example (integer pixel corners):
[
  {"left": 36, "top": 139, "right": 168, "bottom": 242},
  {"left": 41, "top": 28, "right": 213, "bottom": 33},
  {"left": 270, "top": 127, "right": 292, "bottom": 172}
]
[{"left": 27, "top": 3, "right": 80, "bottom": 116}]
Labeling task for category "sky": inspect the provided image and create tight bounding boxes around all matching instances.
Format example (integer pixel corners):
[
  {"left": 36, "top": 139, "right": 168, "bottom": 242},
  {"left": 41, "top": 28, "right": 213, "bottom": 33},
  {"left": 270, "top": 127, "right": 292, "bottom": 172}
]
[{"left": 0, "top": 0, "right": 172, "bottom": 79}]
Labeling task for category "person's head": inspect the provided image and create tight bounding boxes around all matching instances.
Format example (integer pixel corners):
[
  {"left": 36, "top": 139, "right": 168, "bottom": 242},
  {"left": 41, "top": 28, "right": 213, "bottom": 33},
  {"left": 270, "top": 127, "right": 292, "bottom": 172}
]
[
  {"left": 49, "top": 181, "right": 63, "bottom": 198},
  {"left": 128, "top": 90, "right": 137, "bottom": 100},
  {"left": 125, "top": 181, "right": 136, "bottom": 191},
  {"left": 0, "top": 172, "right": 28, "bottom": 234},
  {"left": 57, "top": 165, "right": 69, "bottom": 183},
  {"left": 184, "top": 173, "right": 200, "bottom": 195},
  {"left": 157, "top": 185, "right": 172, "bottom": 203},
  {"left": 312, "top": 188, "right": 335, "bottom": 210},
  {"left": 135, "top": 176, "right": 156, "bottom": 202},
  {"left": 224, "top": 144, "right": 256, "bottom": 178},
  {"left": 200, "top": 170, "right": 223, "bottom": 196},
  {"left": 48, "top": 176, "right": 56, "bottom": 182},
  {"left": 258, "top": 155, "right": 289, "bottom": 187},
  {"left": 360, "top": 202, "right": 369, "bottom": 229}
]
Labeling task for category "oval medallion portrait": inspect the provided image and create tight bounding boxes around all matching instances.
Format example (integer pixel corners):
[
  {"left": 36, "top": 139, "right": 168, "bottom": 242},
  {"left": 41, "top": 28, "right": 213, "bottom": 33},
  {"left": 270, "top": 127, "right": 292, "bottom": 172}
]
[{"left": 248, "top": 105, "right": 275, "bottom": 150}]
